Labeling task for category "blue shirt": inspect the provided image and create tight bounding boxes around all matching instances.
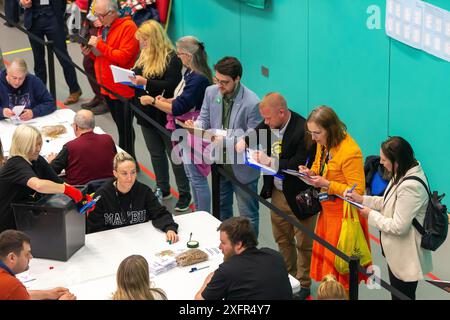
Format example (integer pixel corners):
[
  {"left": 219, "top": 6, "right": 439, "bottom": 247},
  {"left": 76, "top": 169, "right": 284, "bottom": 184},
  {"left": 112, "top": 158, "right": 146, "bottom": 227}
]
[
  {"left": 0, "top": 260, "right": 15, "bottom": 276},
  {"left": 171, "top": 70, "right": 210, "bottom": 117}
]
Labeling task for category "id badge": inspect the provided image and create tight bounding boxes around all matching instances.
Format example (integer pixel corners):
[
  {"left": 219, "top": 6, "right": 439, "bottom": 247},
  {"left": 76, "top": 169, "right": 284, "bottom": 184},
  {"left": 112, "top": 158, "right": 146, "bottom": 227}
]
[
  {"left": 40, "top": 0, "right": 50, "bottom": 5},
  {"left": 318, "top": 192, "right": 329, "bottom": 202}
]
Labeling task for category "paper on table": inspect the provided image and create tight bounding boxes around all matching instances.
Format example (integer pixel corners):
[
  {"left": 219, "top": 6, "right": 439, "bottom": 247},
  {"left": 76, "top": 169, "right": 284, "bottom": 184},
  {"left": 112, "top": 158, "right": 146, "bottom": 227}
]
[
  {"left": 10, "top": 105, "right": 26, "bottom": 124},
  {"left": 334, "top": 194, "right": 364, "bottom": 209}
]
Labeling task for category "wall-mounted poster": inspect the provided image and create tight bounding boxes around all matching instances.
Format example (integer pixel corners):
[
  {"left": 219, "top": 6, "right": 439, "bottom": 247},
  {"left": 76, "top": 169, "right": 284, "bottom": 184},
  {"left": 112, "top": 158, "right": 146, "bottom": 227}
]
[{"left": 386, "top": 0, "right": 450, "bottom": 62}]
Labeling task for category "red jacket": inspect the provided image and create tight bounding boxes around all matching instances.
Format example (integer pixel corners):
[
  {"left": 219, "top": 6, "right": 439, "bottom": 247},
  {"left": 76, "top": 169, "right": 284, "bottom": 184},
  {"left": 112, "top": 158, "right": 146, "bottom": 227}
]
[
  {"left": 0, "top": 268, "right": 30, "bottom": 300},
  {"left": 92, "top": 17, "right": 139, "bottom": 99}
]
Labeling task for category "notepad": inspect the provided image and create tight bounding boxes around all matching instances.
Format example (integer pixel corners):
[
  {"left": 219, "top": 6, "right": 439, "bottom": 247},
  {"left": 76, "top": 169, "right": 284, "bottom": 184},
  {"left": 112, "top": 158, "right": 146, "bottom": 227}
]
[
  {"left": 282, "top": 169, "right": 314, "bottom": 179},
  {"left": 334, "top": 194, "right": 364, "bottom": 209},
  {"left": 110, "top": 65, "right": 145, "bottom": 89},
  {"left": 244, "top": 148, "right": 284, "bottom": 179},
  {"left": 175, "top": 119, "right": 227, "bottom": 138}
]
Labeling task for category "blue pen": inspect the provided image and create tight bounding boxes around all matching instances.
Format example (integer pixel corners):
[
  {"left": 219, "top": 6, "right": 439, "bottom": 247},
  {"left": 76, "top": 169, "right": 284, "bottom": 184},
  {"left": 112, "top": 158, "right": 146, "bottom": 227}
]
[
  {"left": 348, "top": 183, "right": 357, "bottom": 193},
  {"left": 189, "top": 266, "right": 210, "bottom": 273},
  {"left": 305, "top": 156, "right": 310, "bottom": 168}
]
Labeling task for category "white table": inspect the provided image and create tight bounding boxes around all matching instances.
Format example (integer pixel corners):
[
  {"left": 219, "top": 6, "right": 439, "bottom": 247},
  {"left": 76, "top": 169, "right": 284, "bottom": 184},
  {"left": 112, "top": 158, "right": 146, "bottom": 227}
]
[
  {"left": 21, "top": 212, "right": 300, "bottom": 300},
  {"left": 0, "top": 109, "right": 106, "bottom": 157}
]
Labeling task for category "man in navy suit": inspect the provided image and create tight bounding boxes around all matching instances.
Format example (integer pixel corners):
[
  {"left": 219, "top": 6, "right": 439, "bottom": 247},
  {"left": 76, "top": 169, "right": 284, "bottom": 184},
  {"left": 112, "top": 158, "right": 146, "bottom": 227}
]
[
  {"left": 186, "top": 57, "right": 262, "bottom": 236},
  {"left": 19, "top": 0, "right": 82, "bottom": 105}
]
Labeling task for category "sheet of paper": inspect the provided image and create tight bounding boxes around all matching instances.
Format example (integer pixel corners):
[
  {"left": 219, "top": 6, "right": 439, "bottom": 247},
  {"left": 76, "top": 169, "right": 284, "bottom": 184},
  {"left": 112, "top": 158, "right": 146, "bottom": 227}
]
[
  {"left": 110, "top": 65, "right": 135, "bottom": 83},
  {"left": 10, "top": 105, "right": 26, "bottom": 124},
  {"left": 334, "top": 194, "right": 364, "bottom": 209}
]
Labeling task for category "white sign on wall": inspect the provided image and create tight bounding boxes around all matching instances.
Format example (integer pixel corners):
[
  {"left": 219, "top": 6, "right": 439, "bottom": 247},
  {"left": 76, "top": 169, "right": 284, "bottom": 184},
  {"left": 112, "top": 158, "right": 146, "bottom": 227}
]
[{"left": 386, "top": 0, "right": 450, "bottom": 62}]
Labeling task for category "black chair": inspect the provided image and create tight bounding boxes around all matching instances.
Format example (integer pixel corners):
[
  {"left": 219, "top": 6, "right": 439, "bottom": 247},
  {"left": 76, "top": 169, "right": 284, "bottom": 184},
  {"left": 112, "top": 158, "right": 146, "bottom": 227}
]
[{"left": 85, "top": 177, "right": 113, "bottom": 194}]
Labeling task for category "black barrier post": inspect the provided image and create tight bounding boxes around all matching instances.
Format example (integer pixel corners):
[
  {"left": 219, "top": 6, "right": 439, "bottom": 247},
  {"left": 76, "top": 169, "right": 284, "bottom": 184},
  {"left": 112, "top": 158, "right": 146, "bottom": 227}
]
[
  {"left": 123, "top": 100, "right": 130, "bottom": 154},
  {"left": 46, "top": 40, "right": 57, "bottom": 100},
  {"left": 211, "top": 164, "right": 221, "bottom": 220},
  {"left": 349, "top": 256, "right": 360, "bottom": 300}
]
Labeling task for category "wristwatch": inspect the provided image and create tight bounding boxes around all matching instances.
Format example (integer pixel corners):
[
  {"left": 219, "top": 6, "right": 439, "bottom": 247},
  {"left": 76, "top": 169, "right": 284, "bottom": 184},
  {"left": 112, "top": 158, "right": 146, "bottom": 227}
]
[{"left": 152, "top": 96, "right": 156, "bottom": 105}]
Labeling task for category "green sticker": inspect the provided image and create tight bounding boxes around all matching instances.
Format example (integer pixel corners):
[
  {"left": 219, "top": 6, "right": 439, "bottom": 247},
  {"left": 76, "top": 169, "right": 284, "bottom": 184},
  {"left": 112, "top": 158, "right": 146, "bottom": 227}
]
[{"left": 216, "top": 97, "right": 222, "bottom": 104}]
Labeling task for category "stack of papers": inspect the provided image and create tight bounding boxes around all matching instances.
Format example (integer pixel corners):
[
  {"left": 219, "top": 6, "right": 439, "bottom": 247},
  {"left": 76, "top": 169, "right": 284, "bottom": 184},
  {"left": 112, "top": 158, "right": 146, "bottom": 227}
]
[
  {"left": 110, "top": 65, "right": 145, "bottom": 89},
  {"left": 148, "top": 255, "right": 177, "bottom": 276},
  {"left": 175, "top": 119, "right": 227, "bottom": 139}
]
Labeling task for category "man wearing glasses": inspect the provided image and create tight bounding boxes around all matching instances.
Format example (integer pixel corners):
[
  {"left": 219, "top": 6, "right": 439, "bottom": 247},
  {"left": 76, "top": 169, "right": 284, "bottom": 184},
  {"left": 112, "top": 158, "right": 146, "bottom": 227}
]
[
  {"left": 185, "top": 57, "right": 262, "bottom": 236},
  {"left": 82, "top": 0, "right": 139, "bottom": 159}
]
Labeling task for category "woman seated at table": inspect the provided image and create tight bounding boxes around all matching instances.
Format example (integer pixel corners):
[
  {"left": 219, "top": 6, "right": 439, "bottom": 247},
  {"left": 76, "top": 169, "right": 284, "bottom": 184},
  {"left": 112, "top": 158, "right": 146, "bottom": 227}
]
[
  {"left": 0, "top": 125, "right": 83, "bottom": 232},
  {"left": 86, "top": 152, "right": 179, "bottom": 244}
]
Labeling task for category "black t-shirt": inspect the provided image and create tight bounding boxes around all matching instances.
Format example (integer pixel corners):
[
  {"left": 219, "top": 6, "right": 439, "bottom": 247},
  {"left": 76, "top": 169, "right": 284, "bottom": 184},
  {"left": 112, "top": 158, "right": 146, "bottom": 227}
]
[
  {"left": 0, "top": 156, "right": 62, "bottom": 232},
  {"left": 86, "top": 180, "right": 178, "bottom": 234},
  {"left": 202, "top": 247, "right": 293, "bottom": 300}
]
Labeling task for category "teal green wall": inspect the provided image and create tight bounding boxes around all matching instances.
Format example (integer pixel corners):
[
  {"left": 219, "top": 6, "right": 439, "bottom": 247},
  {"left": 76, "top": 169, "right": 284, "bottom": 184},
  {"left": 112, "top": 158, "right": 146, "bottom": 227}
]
[{"left": 168, "top": 0, "right": 450, "bottom": 203}]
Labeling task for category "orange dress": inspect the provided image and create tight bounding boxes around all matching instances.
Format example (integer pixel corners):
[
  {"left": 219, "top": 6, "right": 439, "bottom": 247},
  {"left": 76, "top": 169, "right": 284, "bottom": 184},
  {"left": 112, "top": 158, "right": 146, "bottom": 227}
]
[{"left": 309, "top": 134, "right": 371, "bottom": 289}]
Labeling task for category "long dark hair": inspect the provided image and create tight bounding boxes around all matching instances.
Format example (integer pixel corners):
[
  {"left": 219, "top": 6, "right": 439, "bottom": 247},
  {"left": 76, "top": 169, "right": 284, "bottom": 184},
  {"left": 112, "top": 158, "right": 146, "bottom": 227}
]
[{"left": 381, "top": 136, "right": 418, "bottom": 184}]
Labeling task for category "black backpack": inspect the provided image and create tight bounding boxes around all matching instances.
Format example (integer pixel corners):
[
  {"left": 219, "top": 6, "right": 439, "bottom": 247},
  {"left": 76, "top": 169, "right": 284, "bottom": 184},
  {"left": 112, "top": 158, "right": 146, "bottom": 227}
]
[{"left": 404, "top": 176, "right": 448, "bottom": 251}]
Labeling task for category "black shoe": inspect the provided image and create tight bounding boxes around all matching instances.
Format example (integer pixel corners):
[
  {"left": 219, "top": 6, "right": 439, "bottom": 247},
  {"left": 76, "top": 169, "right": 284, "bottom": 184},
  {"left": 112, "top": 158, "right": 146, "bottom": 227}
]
[
  {"left": 175, "top": 194, "right": 192, "bottom": 212},
  {"left": 81, "top": 96, "right": 103, "bottom": 110},
  {"left": 91, "top": 102, "right": 109, "bottom": 115},
  {"left": 3, "top": 21, "right": 16, "bottom": 27},
  {"left": 293, "top": 287, "right": 311, "bottom": 300},
  {"left": 162, "top": 191, "right": 172, "bottom": 200}
]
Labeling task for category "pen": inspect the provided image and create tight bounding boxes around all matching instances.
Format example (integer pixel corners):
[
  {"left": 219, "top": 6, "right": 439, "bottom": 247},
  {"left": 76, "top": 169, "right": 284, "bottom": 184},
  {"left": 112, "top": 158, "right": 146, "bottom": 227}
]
[
  {"left": 348, "top": 183, "right": 357, "bottom": 194},
  {"left": 305, "top": 156, "right": 310, "bottom": 167},
  {"left": 161, "top": 89, "right": 166, "bottom": 97},
  {"left": 189, "top": 266, "right": 210, "bottom": 273}
]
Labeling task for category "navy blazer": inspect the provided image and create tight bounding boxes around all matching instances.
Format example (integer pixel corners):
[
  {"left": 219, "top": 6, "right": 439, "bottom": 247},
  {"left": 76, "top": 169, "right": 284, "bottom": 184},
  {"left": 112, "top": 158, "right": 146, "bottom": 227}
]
[{"left": 23, "top": 0, "right": 66, "bottom": 29}]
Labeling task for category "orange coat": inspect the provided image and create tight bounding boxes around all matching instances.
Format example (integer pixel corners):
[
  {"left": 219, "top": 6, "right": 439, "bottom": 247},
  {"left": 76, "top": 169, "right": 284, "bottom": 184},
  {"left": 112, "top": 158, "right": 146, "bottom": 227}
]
[
  {"left": 91, "top": 17, "right": 140, "bottom": 99},
  {"left": 309, "top": 133, "right": 370, "bottom": 289}
]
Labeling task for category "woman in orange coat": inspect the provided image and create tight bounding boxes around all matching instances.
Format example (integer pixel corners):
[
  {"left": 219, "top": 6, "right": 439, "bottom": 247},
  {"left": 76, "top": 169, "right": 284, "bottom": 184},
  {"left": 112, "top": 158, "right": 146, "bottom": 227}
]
[{"left": 298, "top": 105, "right": 370, "bottom": 290}]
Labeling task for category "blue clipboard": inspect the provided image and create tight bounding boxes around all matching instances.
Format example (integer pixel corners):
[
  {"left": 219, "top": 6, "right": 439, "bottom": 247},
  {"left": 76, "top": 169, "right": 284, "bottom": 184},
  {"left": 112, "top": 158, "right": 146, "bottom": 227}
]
[
  {"left": 244, "top": 149, "right": 284, "bottom": 180},
  {"left": 120, "top": 81, "right": 145, "bottom": 90}
]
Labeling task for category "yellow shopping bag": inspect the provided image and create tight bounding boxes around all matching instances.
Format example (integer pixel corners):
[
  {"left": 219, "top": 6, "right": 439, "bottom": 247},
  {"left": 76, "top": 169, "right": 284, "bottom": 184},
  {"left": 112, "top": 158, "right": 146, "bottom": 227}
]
[{"left": 334, "top": 201, "right": 372, "bottom": 274}]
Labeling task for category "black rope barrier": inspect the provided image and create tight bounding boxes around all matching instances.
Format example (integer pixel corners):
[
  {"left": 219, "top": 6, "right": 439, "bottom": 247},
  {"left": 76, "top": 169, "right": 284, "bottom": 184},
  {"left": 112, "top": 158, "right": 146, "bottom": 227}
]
[{"left": 0, "top": 13, "right": 414, "bottom": 300}]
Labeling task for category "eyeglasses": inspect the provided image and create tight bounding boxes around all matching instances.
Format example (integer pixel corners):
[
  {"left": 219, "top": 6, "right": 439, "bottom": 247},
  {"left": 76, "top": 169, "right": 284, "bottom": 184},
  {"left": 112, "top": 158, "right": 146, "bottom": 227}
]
[
  {"left": 306, "top": 130, "right": 322, "bottom": 136},
  {"left": 213, "top": 76, "right": 232, "bottom": 86},
  {"left": 117, "top": 170, "right": 137, "bottom": 178},
  {"left": 95, "top": 10, "right": 112, "bottom": 19}
]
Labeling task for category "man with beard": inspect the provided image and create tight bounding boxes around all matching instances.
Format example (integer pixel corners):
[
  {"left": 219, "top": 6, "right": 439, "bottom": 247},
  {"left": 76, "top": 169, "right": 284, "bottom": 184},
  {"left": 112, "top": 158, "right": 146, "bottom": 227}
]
[{"left": 195, "top": 217, "right": 293, "bottom": 300}]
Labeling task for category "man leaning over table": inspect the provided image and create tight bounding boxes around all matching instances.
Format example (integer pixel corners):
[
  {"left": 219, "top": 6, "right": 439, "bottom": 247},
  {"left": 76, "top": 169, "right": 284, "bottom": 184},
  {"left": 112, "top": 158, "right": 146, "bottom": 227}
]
[
  {"left": 0, "top": 229, "right": 76, "bottom": 300},
  {"left": 0, "top": 58, "right": 55, "bottom": 122}
]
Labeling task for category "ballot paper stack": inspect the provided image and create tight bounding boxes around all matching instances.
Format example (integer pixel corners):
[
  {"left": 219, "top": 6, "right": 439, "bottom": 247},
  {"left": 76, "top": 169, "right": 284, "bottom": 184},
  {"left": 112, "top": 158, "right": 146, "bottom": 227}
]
[{"left": 148, "top": 255, "right": 177, "bottom": 276}]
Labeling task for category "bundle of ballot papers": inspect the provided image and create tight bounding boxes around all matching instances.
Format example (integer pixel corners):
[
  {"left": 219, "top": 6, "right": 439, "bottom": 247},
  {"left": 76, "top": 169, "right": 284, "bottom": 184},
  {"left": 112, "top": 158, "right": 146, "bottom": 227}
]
[{"left": 148, "top": 255, "right": 177, "bottom": 276}]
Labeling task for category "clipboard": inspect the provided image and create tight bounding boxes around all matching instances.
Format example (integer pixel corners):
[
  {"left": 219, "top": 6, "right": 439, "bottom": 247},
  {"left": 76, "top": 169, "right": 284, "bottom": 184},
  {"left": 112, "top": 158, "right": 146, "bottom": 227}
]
[
  {"left": 282, "top": 169, "right": 314, "bottom": 179},
  {"left": 70, "top": 33, "right": 89, "bottom": 46},
  {"left": 244, "top": 149, "right": 284, "bottom": 179},
  {"left": 334, "top": 194, "right": 364, "bottom": 209}
]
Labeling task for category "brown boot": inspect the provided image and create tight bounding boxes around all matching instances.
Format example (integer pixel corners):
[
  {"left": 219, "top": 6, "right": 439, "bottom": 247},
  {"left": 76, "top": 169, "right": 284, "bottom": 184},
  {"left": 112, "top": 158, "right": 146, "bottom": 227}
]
[{"left": 64, "top": 90, "right": 82, "bottom": 105}]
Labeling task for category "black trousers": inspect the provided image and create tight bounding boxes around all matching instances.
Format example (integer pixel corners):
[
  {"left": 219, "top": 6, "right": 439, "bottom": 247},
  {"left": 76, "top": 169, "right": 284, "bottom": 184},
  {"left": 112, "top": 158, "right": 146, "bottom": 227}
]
[
  {"left": 28, "top": 12, "right": 80, "bottom": 93},
  {"left": 5, "top": 0, "right": 20, "bottom": 24},
  {"left": 388, "top": 266, "right": 418, "bottom": 300},
  {"left": 105, "top": 96, "right": 136, "bottom": 159}
]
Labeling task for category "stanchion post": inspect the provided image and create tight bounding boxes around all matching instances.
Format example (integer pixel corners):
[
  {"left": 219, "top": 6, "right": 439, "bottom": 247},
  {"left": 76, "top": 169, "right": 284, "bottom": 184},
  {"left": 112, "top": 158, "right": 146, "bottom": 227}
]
[
  {"left": 211, "top": 164, "right": 220, "bottom": 220},
  {"left": 46, "top": 40, "right": 56, "bottom": 100},
  {"left": 349, "top": 256, "right": 360, "bottom": 300}
]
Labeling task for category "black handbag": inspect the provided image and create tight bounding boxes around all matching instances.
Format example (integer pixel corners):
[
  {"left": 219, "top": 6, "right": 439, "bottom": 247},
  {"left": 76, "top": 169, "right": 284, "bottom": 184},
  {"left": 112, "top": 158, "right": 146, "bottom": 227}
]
[{"left": 296, "top": 187, "right": 322, "bottom": 217}]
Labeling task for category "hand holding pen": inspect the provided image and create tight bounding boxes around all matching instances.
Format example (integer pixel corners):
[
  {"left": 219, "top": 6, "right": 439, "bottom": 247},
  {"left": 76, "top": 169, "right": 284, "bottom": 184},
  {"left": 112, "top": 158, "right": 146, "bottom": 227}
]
[{"left": 344, "top": 184, "right": 364, "bottom": 203}]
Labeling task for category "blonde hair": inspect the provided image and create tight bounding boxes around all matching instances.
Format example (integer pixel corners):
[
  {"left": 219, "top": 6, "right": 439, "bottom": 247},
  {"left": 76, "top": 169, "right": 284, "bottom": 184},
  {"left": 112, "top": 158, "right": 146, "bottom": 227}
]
[
  {"left": 7, "top": 58, "right": 28, "bottom": 74},
  {"left": 9, "top": 125, "right": 42, "bottom": 163},
  {"left": 317, "top": 274, "right": 348, "bottom": 300},
  {"left": 113, "top": 151, "right": 136, "bottom": 171},
  {"left": 112, "top": 255, "right": 167, "bottom": 300},
  {"left": 134, "top": 20, "right": 175, "bottom": 78}
]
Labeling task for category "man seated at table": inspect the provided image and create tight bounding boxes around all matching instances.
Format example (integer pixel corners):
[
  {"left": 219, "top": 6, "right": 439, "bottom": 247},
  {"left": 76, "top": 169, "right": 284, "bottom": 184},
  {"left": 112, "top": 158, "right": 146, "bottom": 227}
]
[
  {"left": 195, "top": 216, "right": 293, "bottom": 300},
  {"left": 47, "top": 110, "right": 117, "bottom": 186},
  {"left": 0, "top": 230, "right": 76, "bottom": 300},
  {"left": 0, "top": 58, "right": 56, "bottom": 121}
]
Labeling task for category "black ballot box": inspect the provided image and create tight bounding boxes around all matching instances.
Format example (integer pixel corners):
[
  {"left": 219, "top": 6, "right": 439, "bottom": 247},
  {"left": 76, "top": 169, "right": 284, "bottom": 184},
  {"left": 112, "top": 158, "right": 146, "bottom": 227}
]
[{"left": 12, "top": 192, "right": 86, "bottom": 261}]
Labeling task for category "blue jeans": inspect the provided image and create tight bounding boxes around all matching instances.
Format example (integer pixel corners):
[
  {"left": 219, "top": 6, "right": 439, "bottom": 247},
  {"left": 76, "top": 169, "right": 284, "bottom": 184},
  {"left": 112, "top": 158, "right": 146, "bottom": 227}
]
[
  {"left": 184, "top": 163, "right": 211, "bottom": 213},
  {"left": 219, "top": 175, "right": 260, "bottom": 236}
]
